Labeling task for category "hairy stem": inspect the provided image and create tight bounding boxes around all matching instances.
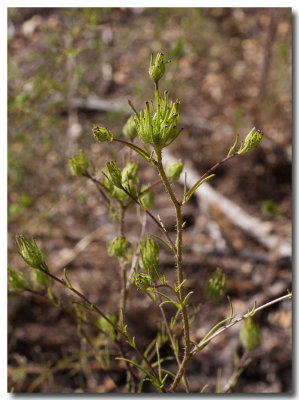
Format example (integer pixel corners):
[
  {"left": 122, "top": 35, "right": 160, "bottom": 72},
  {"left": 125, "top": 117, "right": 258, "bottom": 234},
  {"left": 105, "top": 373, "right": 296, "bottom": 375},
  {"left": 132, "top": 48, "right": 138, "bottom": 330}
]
[
  {"left": 183, "top": 151, "right": 239, "bottom": 204},
  {"left": 120, "top": 186, "right": 177, "bottom": 254},
  {"left": 159, "top": 302, "right": 190, "bottom": 392},
  {"left": 190, "top": 293, "right": 292, "bottom": 356},
  {"left": 155, "top": 150, "right": 191, "bottom": 392}
]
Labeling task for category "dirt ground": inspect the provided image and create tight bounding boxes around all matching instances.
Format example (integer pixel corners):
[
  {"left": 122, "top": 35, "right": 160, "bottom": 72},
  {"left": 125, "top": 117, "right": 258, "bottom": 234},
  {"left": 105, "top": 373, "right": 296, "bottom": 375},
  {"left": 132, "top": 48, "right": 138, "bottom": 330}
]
[{"left": 7, "top": 8, "right": 292, "bottom": 393}]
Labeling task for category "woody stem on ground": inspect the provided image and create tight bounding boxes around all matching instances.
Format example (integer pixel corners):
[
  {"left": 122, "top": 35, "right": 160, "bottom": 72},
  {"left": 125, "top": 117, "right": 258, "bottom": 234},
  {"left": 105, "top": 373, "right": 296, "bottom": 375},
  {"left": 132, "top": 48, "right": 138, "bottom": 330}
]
[{"left": 155, "top": 149, "right": 191, "bottom": 392}]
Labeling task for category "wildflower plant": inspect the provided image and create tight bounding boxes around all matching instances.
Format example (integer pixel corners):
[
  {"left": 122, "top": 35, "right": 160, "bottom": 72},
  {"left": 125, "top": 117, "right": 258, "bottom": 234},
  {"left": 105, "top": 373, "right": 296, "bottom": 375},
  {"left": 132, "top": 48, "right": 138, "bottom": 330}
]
[{"left": 12, "top": 53, "right": 292, "bottom": 393}]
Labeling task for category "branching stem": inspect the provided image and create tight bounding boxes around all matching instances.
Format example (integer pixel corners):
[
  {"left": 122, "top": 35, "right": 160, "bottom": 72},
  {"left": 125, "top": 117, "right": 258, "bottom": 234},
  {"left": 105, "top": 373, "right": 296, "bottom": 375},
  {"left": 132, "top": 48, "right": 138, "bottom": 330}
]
[
  {"left": 190, "top": 293, "right": 292, "bottom": 356},
  {"left": 155, "top": 149, "right": 191, "bottom": 392}
]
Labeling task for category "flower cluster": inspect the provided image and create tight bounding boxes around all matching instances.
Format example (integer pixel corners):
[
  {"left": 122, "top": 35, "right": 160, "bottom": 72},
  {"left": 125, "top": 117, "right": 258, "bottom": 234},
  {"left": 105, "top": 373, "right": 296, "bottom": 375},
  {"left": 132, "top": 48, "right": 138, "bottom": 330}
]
[
  {"left": 129, "top": 91, "right": 182, "bottom": 152},
  {"left": 93, "top": 125, "right": 113, "bottom": 142},
  {"left": 239, "top": 317, "right": 260, "bottom": 351},
  {"left": 238, "top": 127, "right": 263, "bottom": 155},
  {"left": 149, "top": 53, "right": 168, "bottom": 84},
  {"left": 107, "top": 236, "right": 128, "bottom": 258},
  {"left": 165, "top": 160, "right": 184, "bottom": 180},
  {"left": 204, "top": 268, "right": 226, "bottom": 302},
  {"left": 68, "top": 150, "right": 90, "bottom": 176},
  {"left": 16, "top": 235, "right": 45, "bottom": 269}
]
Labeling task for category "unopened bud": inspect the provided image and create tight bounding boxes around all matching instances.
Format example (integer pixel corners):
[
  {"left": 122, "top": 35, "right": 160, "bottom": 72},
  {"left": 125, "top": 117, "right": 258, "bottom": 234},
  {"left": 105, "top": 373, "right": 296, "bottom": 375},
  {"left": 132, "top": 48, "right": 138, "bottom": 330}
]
[
  {"left": 149, "top": 53, "right": 167, "bottom": 84},
  {"left": 134, "top": 272, "right": 152, "bottom": 291},
  {"left": 204, "top": 268, "right": 226, "bottom": 301},
  {"left": 93, "top": 125, "right": 113, "bottom": 142},
  {"left": 140, "top": 239, "right": 159, "bottom": 277},
  {"left": 8, "top": 268, "right": 28, "bottom": 292},
  {"left": 107, "top": 236, "right": 127, "bottom": 258},
  {"left": 238, "top": 127, "right": 263, "bottom": 155},
  {"left": 16, "top": 235, "right": 45, "bottom": 269},
  {"left": 165, "top": 160, "right": 184, "bottom": 180},
  {"left": 122, "top": 116, "right": 138, "bottom": 139},
  {"left": 239, "top": 317, "right": 260, "bottom": 351},
  {"left": 68, "top": 150, "right": 89, "bottom": 176},
  {"left": 140, "top": 186, "right": 155, "bottom": 210},
  {"left": 30, "top": 268, "right": 50, "bottom": 289},
  {"left": 105, "top": 161, "right": 123, "bottom": 189}
]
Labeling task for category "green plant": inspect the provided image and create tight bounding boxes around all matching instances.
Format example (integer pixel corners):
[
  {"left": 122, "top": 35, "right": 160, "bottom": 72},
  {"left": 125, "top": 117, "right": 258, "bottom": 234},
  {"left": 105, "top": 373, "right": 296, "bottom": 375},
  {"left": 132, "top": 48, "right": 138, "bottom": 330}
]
[{"left": 11, "top": 53, "right": 291, "bottom": 393}]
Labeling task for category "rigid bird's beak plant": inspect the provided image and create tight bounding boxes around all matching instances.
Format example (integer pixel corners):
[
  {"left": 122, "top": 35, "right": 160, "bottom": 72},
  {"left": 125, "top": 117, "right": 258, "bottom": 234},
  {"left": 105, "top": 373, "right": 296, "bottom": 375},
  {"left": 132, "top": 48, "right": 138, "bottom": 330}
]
[{"left": 12, "top": 53, "right": 292, "bottom": 393}]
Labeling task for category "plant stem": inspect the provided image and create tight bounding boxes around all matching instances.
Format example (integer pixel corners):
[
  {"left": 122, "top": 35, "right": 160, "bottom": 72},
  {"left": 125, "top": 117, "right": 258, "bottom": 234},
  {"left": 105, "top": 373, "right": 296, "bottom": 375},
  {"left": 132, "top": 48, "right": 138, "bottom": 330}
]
[
  {"left": 155, "top": 150, "right": 191, "bottom": 392},
  {"left": 158, "top": 302, "right": 190, "bottom": 392},
  {"left": 127, "top": 212, "right": 147, "bottom": 287},
  {"left": 223, "top": 350, "right": 249, "bottom": 393},
  {"left": 120, "top": 186, "right": 177, "bottom": 255},
  {"left": 183, "top": 151, "right": 239, "bottom": 204},
  {"left": 190, "top": 293, "right": 292, "bottom": 356},
  {"left": 83, "top": 171, "right": 110, "bottom": 206},
  {"left": 119, "top": 204, "right": 125, "bottom": 237}
]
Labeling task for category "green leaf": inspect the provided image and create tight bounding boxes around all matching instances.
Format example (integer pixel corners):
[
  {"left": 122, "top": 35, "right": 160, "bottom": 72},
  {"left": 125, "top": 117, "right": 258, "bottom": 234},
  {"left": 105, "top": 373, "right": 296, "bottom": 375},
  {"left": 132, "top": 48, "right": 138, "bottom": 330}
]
[
  {"left": 170, "top": 308, "right": 181, "bottom": 330},
  {"left": 195, "top": 314, "right": 236, "bottom": 352},
  {"left": 227, "top": 134, "right": 239, "bottom": 156},
  {"left": 72, "top": 301, "right": 94, "bottom": 312},
  {"left": 182, "top": 291, "right": 194, "bottom": 306},
  {"left": 200, "top": 384, "right": 209, "bottom": 393},
  {"left": 64, "top": 268, "right": 72, "bottom": 288},
  {"left": 183, "top": 174, "right": 215, "bottom": 204},
  {"left": 174, "top": 279, "right": 186, "bottom": 292},
  {"left": 156, "top": 343, "right": 162, "bottom": 381},
  {"left": 159, "top": 300, "right": 182, "bottom": 310},
  {"left": 116, "top": 357, "right": 155, "bottom": 383},
  {"left": 151, "top": 234, "right": 173, "bottom": 252}
]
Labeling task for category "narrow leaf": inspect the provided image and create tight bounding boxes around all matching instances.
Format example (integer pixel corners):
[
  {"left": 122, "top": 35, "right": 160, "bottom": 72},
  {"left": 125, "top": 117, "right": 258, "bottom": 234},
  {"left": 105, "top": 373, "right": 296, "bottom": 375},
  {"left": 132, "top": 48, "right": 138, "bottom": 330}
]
[
  {"left": 175, "top": 279, "right": 186, "bottom": 292},
  {"left": 227, "top": 134, "right": 239, "bottom": 156},
  {"left": 116, "top": 357, "right": 154, "bottom": 380},
  {"left": 72, "top": 301, "right": 94, "bottom": 312},
  {"left": 151, "top": 234, "right": 172, "bottom": 251},
  {"left": 160, "top": 300, "right": 182, "bottom": 310},
  {"left": 64, "top": 268, "right": 72, "bottom": 288},
  {"left": 182, "top": 291, "right": 194, "bottom": 306},
  {"left": 184, "top": 174, "right": 215, "bottom": 204},
  {"left": 200, "top": 384, "right": 209, "bottom": 393},
  {"left": 170, "top": 308, "right": 181, "bottom": 330},
  {"left": 113, "top": 138, "right": 151, "bottom": 162}
]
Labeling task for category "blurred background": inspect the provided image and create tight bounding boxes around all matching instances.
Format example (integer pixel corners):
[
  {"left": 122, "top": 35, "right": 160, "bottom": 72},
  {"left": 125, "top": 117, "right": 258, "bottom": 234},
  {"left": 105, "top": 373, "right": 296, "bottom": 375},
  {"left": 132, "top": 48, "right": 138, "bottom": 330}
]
[{"left": 8, "top": 8, "right": 292, "bottom": 393}]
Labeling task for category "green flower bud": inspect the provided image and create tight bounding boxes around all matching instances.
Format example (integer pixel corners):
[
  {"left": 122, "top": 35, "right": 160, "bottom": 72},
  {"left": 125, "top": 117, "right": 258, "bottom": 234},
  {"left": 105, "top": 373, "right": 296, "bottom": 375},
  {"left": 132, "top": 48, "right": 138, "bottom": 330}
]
[
  {"left": 140, "top": 186, "right": 155, "bottom": 210},
  {"left": 134, "top": 272, "right": 152, "bottom": 291},
  {"left": 93, "top": 125, "right": 113, "bottom": 142},
  {"left": 204, "top": 268, "right": 226, "bottom": 302},
  {"left": 8, "top": 268, "right": 28, "bottom": 292},
  {"left": 121, "top": 160, "right": 138, "bottom": 184},
  {"left": 238, "top": 127, "right": 263, "bottom": 155},
  {"left": 16, "top": 235, "right": 45, "bottom": 269},
  {"left": 30, "top": 268, "right": 50, "bottom": 290},
  {"left": 149, "top": 53, "right": 167, "bottom": 84},
  {"left": 96, "top": 315, "right": 117, "bottom": 340},
  {"left": 165, "top": 160, "right": 184, "bottom": 180},
  {"left": 122, "top": 116, "right": 138, "bottom": 139},
  {"left": 105, "top": 161, "right": 123, "bottom": 189},
  {"left": 68, "top": 150, "right": 89, "bottom": 177},
  {"left": 239, "top": 317, "right": 260, "bottom": 351},
  {"left": 129, "top": 91, "right": 183, "bottom": 151},
  {"left": 107, "top": 236, "right": 127, "bottom": 258},
  {"left": 139, "top": 239, "right": 159, "bottom": 278}
]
